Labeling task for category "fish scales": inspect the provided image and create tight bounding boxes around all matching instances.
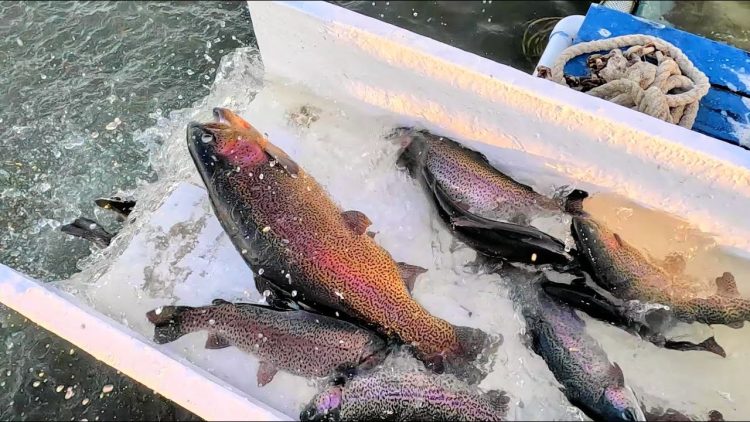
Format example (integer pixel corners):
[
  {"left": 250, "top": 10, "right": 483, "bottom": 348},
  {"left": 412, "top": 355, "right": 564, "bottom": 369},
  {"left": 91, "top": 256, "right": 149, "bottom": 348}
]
[
  {"left": 301, "top": 370, "right": 508, "bottom": 421},
  {"left": 574, "top": 216, "right": 750, "bottom": 327},
  {"left": 187, "top": 109, "right": 488, "bottom": 379},
  {"left": 146, "top": 301, "right": 385, "bottom": 382}
]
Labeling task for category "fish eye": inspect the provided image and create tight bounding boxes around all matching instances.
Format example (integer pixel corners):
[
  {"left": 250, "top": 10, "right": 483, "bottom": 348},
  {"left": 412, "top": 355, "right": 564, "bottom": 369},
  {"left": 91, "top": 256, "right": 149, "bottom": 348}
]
[{"left": 201, "top": 132, "right": 214, "bottom": 144}]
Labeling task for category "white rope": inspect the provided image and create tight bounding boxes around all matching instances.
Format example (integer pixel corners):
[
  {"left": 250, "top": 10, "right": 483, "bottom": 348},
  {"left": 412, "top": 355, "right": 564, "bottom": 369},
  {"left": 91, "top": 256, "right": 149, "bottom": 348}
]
[{"left": 540, "top": 34, "right": 710, "bottom": 129}]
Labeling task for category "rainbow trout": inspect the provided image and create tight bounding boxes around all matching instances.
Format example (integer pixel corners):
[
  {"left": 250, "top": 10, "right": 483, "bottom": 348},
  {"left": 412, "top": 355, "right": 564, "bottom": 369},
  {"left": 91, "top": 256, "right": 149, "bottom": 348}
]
[
  {"left": 507, "top": 268, "right": 645, "bottom": 421},
  {"left": 571, "top": 213, "right": 750, "bottom": 328},
  {"left": 146, "top": 300, "right": 387, "bottom": 386},
  {"left": 186, "top": 108, "right": 490, "bottom": 382},
  {"left": 393, "top": 128, "right": 586, "bottom": 266},
  {"left": 300, "top": 370, "right": 509, "bottom": 421}
]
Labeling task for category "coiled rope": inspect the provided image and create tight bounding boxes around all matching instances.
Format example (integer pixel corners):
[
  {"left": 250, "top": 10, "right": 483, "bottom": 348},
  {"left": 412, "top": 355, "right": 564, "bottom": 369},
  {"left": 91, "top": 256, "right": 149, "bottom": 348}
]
[{"left": 538, "top": 34, "right": 710, "bottom": 129}]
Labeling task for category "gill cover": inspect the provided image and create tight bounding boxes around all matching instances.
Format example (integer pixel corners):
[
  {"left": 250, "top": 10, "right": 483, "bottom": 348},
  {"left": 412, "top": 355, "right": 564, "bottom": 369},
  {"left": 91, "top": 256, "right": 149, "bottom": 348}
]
[{"left": 212, "top": 107, "right": 300, "bottom": 176}]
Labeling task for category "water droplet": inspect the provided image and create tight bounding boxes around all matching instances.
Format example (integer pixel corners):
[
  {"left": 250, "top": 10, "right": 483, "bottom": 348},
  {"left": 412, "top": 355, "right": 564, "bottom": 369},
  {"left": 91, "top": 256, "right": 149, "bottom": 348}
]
[
  {"left": 208, "top": 319, "right": 216, "bottom": 325},
  {"left": 32, "top": 381, "right": 41, "bottom": 387},
  {"left": 40, "top": 74, "right": 47, "bottom": 80},
  {"left": 291, "top": 290, "right": 297, "bottom": 297},
  {"left": 16, "top": 38, "right": 23, "bottom": 46},
  {"left": 262, "top": 226, "right": 271, "bottom": 233},
  {"left": 201, "top": 133, "right": 213, "bottom": 143},
  {"left": 259, "top": 173, "right": 264, "bottom": 180},
  {"left": 56, "top": 385, "right": 64, "bottom": 393},
  {"left": 82, "top": 398, "right": 90, "bottom": 406},
  {"left": 102, "top": 384, "right": 114, "bottom": 394},
  {"left": 186, "top": 69, "right": 195, "bottom": 76},
  {"left": 105, "top": 119, "right": 120, "bottom": 131},
  {"left": 258, "top": 268, "right": 265, "bottom": 275},
  {"left": 91, "top": 131, "right": 99, "bottom": 139},
  {"left": 412, "top": 11, "right": 418, "bottom": 17},
  {"left": 65, "top": 387, "right": 75, "bottom": 400}
]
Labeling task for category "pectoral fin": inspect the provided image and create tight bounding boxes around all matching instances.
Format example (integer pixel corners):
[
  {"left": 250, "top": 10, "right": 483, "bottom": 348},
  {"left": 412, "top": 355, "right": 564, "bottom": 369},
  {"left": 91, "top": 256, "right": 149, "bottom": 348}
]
[
  {"left": 263, "top": 141, "right": 300, "bottom": 177},
  {"left": 257, "top": 361, "right": 278, "bottom": 387},
  {"left": 205, "top": 333, "right": 231, "bottom": 349},
  {"left": 608, "top": 362, "right": 625, "bottom": 387},
  {"left": 541, "top": 280, "right": 627, "bottom": 326},
  {"left": 342, "top": 210, "right": 372, "bottom": 235},
  {"left": 396, "top": 262, "right": 428, "bottom": 292}
]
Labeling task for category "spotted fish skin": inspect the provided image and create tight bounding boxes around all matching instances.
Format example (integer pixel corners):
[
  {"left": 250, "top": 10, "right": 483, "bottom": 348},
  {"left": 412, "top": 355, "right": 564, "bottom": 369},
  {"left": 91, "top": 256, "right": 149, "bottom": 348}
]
[
  {"left": 146, "top": 300, "right": 386, "bottom": 383},
  {"left": 186, "top": 109, "right": 488, "bottom": 381},
  {"left": 301, "top": 370, "right": 509, "bottom": 421},
  {"left": 573, "top": 216, "right": 750, "bottom": 327},
  {"left": 395, "top": 128, "right": 563, "bottom": 222},
  {"left": 393, "top": 128, "right": 582, "bottom": 266},
  {"left": 508, "top": 269, "right": 644, "bottom": 421}
]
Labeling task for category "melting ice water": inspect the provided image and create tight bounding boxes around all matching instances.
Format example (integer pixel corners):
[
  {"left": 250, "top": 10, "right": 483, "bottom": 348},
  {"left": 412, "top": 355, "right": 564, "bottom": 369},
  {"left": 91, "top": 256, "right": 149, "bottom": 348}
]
[{"left": 59, "top": 47, "right": 750, "bottom": 420}]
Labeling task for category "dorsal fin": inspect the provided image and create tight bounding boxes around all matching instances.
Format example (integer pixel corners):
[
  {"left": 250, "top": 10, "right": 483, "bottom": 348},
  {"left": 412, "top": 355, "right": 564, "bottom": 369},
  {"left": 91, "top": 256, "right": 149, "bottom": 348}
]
[
  {"left": 564, "top": 189, "right": 589, "bottom": 215},
  {"left": 396, "top": 262, "right": 428, "bottom": 292},
  {"left": 341, "top": 210, "right": 372, "bottom": 235},
  {"left": 715, "top": 272, "right": 740, "bottom": 298}
]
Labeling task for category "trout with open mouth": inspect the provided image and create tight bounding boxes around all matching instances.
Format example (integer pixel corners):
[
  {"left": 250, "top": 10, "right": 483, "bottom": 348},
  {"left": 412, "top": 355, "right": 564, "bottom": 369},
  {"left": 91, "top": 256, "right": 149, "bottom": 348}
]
[{"left": 185, "top": 108, "right": 493, "bottom": 382}]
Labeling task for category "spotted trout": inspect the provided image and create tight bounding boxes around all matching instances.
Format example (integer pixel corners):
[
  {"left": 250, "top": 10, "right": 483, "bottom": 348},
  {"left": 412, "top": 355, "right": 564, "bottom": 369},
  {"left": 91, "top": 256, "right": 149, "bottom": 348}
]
[
  {"left": 187, "top": 108, "right": 490, "bottom": 382},
  {"left": 506, "top": 267, "right": 645, "bottom": 421},
  {"left": 393, "top": 128, "right": 587, "bottom": 266},
  {"left": 571, "top": 212, "right": 750, "bottom": 328},
  {"left": 300, "top": 370, "right": 509, "bottom": 421},
  {"left": 146, "top": 299, "right": 386, "bottom": 386}
]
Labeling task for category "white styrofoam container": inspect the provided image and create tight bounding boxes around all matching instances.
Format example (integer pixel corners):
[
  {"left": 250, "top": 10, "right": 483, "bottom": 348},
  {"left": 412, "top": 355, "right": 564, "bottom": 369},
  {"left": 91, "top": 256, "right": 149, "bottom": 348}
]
[{"left": 2, "top": 1, "right": 750, "bottom": 420}]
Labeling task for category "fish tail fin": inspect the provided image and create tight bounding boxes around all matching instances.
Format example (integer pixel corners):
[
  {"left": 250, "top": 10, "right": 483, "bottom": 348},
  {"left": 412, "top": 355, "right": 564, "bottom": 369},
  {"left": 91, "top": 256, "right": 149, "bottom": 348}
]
[
  {"left": 563, "top": 188, "right": 589, "bottom": 214},
  {"left": 486, "top": 389, "right": 511, "bottom": 415},
  {"left": 435, "top": 325, "right": 501, "bottom": 385},
  {"left": 146, "top": 306, "right": 194, "bottom": 344}
]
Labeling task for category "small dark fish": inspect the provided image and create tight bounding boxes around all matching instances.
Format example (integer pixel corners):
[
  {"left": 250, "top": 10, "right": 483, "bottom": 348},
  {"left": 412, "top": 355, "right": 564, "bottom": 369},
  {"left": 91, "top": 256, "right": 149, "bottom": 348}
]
[
  {"left": 572, "top": 212, "right": 750, "bottom": 328},
  {"left": 60, "top": 195, "right": 136, "bottom": 246},
  {"left": 61, "top": 217, "right": 113, "bottom": 248},
  {"left": 300, "top": 370, "right": 509, "bottom": 421},
  {"left": 506, "top": 267, "right": 645, "bottom": 421},
  {"left": 393, "top": 127, "right": 586, "bottom": 267},
  {"left": 94, "top": 196, "right": 136, "bottom": 219},
  {"left": 145, "top": 299, "right": 387, "bottom": 387}
]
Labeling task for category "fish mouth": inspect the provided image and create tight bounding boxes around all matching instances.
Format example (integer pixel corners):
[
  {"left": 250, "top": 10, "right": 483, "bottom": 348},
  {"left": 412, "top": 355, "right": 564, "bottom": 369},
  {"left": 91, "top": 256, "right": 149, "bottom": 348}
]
[{"left": 186, "top": 120, "right": 219, "bottom": 183}]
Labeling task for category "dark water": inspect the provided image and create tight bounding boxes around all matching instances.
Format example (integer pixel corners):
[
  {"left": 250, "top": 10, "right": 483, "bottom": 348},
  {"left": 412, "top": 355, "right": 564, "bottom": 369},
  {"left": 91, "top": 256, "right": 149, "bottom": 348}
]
[{"left": 0, "top": 1, "right": 595, "bottom": 420}]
